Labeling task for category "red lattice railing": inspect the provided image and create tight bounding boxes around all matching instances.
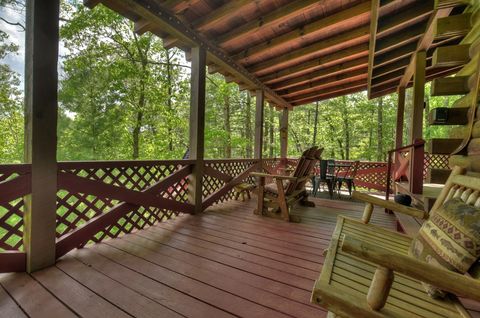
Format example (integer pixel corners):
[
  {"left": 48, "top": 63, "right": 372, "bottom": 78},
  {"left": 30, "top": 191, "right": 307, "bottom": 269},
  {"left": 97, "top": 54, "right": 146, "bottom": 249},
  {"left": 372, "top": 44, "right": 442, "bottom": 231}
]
[
  {"left": 0, "top": 158, "right": 264, "bottom": 271},
  {"left": 334, "top": 160, "right": 388, "bottom": 192},
  {"left": 423, "top": 153, "right": 450, "bottom": 179}
]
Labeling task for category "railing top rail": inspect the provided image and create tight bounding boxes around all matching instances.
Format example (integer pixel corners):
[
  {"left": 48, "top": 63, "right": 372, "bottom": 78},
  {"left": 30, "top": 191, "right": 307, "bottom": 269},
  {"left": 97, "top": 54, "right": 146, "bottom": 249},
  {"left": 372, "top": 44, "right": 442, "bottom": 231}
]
[
  {"left": 58, "top": 159, "right": 196, "bottom": 169},
  {"left": 388, "top": 140, "right": 425, "bottom": 154}
]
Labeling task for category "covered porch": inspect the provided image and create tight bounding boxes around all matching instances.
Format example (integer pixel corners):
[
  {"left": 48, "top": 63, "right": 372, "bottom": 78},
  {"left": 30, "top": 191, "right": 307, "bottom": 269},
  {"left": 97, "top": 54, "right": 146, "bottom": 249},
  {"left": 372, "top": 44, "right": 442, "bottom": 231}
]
[
  {"left": 0, "top": 197, "right": 400, "bottom": 318},
  {"left": 1, "top": 0, "right": 480, "bottom": 317}
]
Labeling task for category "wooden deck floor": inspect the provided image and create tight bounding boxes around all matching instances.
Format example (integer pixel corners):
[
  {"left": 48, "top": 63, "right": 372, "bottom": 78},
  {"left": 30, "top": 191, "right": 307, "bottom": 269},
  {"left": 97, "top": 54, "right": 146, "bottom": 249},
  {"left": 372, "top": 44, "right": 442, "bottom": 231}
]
[{"left": 0, "top": 196, "right": 474, "bottom": 318}]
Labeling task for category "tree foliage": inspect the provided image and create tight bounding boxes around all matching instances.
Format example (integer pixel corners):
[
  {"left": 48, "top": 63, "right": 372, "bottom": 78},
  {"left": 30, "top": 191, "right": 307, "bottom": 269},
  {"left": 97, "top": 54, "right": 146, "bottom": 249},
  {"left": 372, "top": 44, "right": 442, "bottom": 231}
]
[{"left": 0, "top": 1, "right": 457, "bottom": 164}]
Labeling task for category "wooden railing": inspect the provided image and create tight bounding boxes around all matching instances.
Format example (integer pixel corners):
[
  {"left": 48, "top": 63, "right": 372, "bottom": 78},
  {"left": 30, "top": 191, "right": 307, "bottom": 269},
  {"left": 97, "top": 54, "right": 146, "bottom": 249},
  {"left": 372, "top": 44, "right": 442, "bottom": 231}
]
[
  {"left": 333, "top": 160, "right": 388, "bottom": 192},
  {"left": 386, "top": 140, "right": 425, "bottom": 201},
  {"left": 0, "top": 158, "right": 284, "bottom": 272}
]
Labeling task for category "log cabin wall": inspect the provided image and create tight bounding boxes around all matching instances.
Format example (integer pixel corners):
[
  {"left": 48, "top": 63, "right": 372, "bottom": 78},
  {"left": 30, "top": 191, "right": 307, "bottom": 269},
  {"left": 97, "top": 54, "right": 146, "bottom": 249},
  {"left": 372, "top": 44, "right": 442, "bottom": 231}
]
[{"left": 429, "top": 1, "right": 480, "bottom": 173}]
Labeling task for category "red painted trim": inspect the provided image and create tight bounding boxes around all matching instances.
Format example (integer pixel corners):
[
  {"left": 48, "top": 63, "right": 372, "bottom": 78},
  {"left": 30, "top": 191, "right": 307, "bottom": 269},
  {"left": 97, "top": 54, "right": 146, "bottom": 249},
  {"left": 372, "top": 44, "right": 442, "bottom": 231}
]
[
  {"left": 56, "top": 164, "right": 194, "bottom": 258},
  {"left": 0, "top": 174, "right": 31, "bottom": 206},
  {"left": 0, "top": 251, "right": 26, "bottom": 273}
]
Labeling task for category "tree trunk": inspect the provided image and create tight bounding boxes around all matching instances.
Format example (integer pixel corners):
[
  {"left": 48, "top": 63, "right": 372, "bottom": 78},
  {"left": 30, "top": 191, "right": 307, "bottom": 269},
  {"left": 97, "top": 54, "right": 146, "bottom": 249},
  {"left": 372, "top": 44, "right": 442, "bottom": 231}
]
[
  {"left": 166, "top": 50, "right": 174, "bottom": 152},
  {"left": 377, "top": 97, "right": 383, "bottom": 161},
  {"left": 223, "top": 92, "right": 231, "bottom": 158},
  {"left": 269, "top": 106, "right": 274, "bottom": 157},
  {"left": 312, "top": 101, "right": 319, "bottom": 146},
  {"left": 245, "top": 93, "right": 252, "bottom": 157},
  {"left": 341, "top": 96, "right": 350, "bottom": 160}
]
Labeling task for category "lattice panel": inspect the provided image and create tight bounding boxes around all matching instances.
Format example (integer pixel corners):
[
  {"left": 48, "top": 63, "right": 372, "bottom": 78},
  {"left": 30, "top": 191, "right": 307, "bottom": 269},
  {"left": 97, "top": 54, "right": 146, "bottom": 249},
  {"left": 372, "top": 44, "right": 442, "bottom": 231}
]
[
  {"left": 57, "top": 162, "right": 189, "bottom": 244},
  {"left": 334, "top": 160, "right": 388, "bottom": 192},
  {"left": 424, "top": 153, "right": 450, "bottom": 179},
  {"left": 0, "top": 165, "right": 29, "bottom": 251},
  {"left": 203, "top": 160, "right": 257, "bottom": 204}
]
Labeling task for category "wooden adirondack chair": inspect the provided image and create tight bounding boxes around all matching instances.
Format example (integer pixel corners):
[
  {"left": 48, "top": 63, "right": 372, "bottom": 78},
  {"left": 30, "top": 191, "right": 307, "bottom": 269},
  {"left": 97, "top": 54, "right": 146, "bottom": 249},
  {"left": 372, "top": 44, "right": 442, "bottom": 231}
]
[
  {"left": 251, "top": 146, "right": 323, "bottom": 222},
  {"left": 311, "top": 166, "right": 480, "bottom": 317}
]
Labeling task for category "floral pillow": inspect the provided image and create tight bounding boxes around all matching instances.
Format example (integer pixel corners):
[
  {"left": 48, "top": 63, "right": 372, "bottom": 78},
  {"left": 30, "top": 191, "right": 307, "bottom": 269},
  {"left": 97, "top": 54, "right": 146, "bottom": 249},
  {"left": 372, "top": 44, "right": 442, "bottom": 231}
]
[{"left": 409, "top": 198, "right": 480, "bottom": 298}]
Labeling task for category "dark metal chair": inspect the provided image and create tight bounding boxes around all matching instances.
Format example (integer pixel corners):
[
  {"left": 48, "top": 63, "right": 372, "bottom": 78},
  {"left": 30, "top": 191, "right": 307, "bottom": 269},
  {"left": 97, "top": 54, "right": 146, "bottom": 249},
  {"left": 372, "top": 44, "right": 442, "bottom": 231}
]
[
  {"left": 312, "top": 159, "right": 335, "bottom": 198},
  {"left": 335, "top": 160, "right": 360, "bottom": 197}
]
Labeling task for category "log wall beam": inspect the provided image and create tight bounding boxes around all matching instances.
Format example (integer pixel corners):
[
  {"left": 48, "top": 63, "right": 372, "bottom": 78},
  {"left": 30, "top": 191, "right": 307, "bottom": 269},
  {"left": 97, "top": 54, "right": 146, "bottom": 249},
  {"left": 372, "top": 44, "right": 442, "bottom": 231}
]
[{"left": 399, "top": 6, "right": 454, "bottom": 87}]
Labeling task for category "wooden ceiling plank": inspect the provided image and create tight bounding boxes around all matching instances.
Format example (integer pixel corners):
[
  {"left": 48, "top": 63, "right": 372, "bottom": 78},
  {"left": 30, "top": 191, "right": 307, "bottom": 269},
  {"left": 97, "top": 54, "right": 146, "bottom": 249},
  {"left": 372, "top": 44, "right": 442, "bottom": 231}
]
[
  {"left": 278, "top": 69, "right": 368, "bottom": 99},
  {"left": 375, "top": 23, "right": 425, "bottom": 55},
  {"left": 96, "top": 0, "right": 291, "bottom": 108},
  {"left": 260, "top": 43, "right": 369, "bottom": 84},
  {"left": 270, "top": 57, "right": 368, "bottom": 91},
  {"left": 247, "top": 25, "right": 370, "bottom": 75},
  {"left": 164, "top": 0, "right": 253, "bottom": 48},
  {"left": 232, "top": 1, "right": 371, "bottom": 64},
  {"left": 217, "top": 0, "right": 320, "bottom": 47},
  {"left": 291, "top": 85, "right": 368, "bottom": 106},
  {"left": 377, "top": 1, "right": 433, "bottom": 37},
  {"left": 374, "top": 42, "right": 418, "bottom": 69},
  {"left": 398, "top": 6, "right": 454, "bottom": 87},
  {"left": 163, "top": 0, "right": 204, "bottom": 14},
  {"left": 372, "top": 56, "right": 412, "bottom": 79},
  {"left": 367, "top": 0, "right": 380, "bottom": 99},
  {"left": 286, "top": 79, "right": 367, "bottom": 104}
]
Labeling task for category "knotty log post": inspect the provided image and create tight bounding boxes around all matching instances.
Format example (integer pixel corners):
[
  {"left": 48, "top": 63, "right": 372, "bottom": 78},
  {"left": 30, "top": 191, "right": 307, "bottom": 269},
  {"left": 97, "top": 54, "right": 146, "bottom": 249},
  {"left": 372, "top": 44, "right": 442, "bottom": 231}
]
[
  {"left": 188, "top": 47, "right": 206, "bottom": 214},
  {"left": 280, "top": 108, "right": 288, "bottom": 165},
  {"left": 254, "top": 90, "right": 264, "bottom": 215},
  {"left": 23, "top": 0, "right": 60, "bottom": 272}
]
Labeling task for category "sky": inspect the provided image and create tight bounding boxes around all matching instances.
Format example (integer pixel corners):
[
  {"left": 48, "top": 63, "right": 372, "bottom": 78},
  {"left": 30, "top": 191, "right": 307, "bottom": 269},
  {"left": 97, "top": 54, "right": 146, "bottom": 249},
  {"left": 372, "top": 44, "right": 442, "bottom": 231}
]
[{"left": 0, "top": 5, "right": 25, "bottom": 80}]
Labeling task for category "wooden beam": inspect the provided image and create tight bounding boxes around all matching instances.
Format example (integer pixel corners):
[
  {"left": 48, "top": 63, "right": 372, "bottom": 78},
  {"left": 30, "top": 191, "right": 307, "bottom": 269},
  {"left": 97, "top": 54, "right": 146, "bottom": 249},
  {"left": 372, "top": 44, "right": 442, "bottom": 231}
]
[
  {"left": 270, "top": 57, "right": 368, "bottom": 91},
  {"left": 163, "top": 0, "right": 203, "bottom": 14},
  {"left": 96, "top": 0, "right": 291, "bottom": 108},
  {"left": 287, "top": 80, "right": 367, "bottom": 105},
  {"left": 164, "top": 0, "right": 252, "bottom": 48},
  {"left": 435, "top": 0, "right": 472, "bottom": 9},
  {"left": 260, "top": 43, "right": 369, "bottom": 84},
  {"left": 247, "top": 26, "right": 370, "bottom": 76},
  {"left": 399, "top": 6, "right": 454, "bottom": 88},
  {"left": 374, "top": 42, "right": 418, "bottom": 69},
  {"left": 375, "top": 23, "right": 424, "bottom": 55},
  {"left": 367, "top": 0, "right": 380, "bottom": 98},
  {"left": 280, "top": 109, "right": 288, "bottom": 160},
  {"left": 395, "top": 86, "right": 406, "bottom": 149},
  {"left": 376, "top": 1, "right": 433, "bottom": 37},
  {"left": 372, "top": 57, "right": 411, "bottom": 79},
  {"left": 232, "top": 1, "right": 371, "bottom": 64},
  {"left": 133, "top": 18, "right": 153, "bottom": 35},
  {"left": 24, "top": 0, "right": 60, "bottom": 272},
  {"left": 410, "top": 51, "right": 426, "bottom": 143},
  {"left": 278, "top": 68, "right": 368, "bottom": 99},
  {"left": 254, "top": 90, "right": 264, "bottom": 161},
  {"left": 188, "top": 47, "right": 206, "bottom": 214},
  {"left": 291, "top": 85, "right": 367, "bottom": 106},
  {"left": 217, "top": 0, "right": 320, "bottom": 47}
]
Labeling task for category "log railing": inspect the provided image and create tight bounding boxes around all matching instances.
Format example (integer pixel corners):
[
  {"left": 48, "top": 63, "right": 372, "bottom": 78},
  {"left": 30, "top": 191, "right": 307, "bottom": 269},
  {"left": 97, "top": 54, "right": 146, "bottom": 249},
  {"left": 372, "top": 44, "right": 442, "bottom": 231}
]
[{"left": 0, "top": 158, "right": 282, "bottom": 272}]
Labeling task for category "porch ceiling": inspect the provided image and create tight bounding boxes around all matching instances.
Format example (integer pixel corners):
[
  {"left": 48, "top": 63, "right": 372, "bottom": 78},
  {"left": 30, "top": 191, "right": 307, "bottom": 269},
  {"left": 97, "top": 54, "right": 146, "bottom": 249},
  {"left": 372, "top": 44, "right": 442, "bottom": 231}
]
[{"left": 85, "top": 0, "right": 465, "bottom": 107}]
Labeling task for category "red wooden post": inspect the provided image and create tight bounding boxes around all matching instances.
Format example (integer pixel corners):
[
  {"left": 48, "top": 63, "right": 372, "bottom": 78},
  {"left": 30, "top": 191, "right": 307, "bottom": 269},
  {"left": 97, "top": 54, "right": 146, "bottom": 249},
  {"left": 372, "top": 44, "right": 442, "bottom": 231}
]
[{"left": 23, "top": 0, "right": 60, "bottom": 272}]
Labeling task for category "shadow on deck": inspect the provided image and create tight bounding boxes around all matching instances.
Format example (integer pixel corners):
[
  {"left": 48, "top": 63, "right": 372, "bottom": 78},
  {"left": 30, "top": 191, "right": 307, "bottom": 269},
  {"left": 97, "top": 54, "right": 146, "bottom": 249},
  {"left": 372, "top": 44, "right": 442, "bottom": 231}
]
[{"left": 0, "top": 196, "right": 451, "bottom": 317}]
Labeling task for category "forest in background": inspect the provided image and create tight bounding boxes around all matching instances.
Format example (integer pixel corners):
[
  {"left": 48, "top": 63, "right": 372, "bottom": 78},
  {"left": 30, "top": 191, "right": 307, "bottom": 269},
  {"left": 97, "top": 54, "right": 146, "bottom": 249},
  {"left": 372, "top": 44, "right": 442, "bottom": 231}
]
[{"left": 0, "top": 1, "right": 459, "bottom": 164}]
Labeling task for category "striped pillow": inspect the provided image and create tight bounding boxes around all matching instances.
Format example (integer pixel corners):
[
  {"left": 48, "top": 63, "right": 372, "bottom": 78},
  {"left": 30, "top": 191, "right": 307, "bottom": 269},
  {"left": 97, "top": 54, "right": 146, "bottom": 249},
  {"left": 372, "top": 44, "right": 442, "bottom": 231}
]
[{"left": 409, "top": 198, "right": 480, "bottom": 298}]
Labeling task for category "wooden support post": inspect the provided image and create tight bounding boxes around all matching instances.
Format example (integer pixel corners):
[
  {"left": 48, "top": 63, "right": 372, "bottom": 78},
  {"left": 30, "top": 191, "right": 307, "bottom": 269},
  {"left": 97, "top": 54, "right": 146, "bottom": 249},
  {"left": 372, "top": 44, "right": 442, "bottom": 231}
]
[
  {"left": 409, "top": 51, "right": 426, "bottom": 143},
  {"left": 254, "top": 90, "right": 265, "bottom": 216},
  {"left": 254, "top": 90, "right": 264, "bottom": 164},
  {"left": 23, "top": 0, "right": 60, "bottom": 272},
  {"left": 395, "top": 87, "right": 406, "bottom": 149},
  {"left": 188, "top": 47, "right": 206, "bottom": 214},
  {"left": 280, "top": 108, "right": 288, "bottom": 165}
]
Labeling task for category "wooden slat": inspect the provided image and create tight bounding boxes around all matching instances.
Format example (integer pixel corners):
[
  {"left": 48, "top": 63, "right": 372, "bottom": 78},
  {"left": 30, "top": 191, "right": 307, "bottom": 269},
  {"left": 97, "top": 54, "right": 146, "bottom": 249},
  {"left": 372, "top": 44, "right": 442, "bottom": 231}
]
[
  {"left": 399, "top": 6, "right": 454, "bottom": 87},
  {"left": 367, "top": 0, "right": 380, "bottom": 98},
  {"left": 432, "top": 44, "right": 471, "bottom": 68}
]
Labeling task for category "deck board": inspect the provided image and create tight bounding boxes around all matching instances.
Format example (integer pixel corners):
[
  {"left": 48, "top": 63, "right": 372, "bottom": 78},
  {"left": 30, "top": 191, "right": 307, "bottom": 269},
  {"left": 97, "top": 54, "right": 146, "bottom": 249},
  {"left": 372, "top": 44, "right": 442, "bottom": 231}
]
[{"left": 3, "top": 196, "right": 477, "bottom": 317}]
